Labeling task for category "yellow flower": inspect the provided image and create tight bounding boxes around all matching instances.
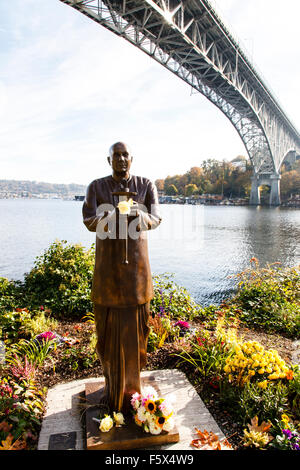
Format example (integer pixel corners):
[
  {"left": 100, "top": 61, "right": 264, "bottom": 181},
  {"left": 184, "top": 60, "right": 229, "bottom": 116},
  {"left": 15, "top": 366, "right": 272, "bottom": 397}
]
[
  {"left": 268, "top": 373, "right": 279, "bottom": 380},
  {"left": 99, "top": 415, "right": 114, "bottom": 433},
  {"left": 145, "top": 399, "right": 157, "bottom": 414},
  {"left": 117, "top": 198, "right": 134, "bottom": 215},
  {"left": 281, "top": 414, "right": 290, "bottom": 425},
  {"left": 113, "top": 412, "right": 125, "bottom": 426},
  {"left": 155, "top": 416, "right": 166, "bottom": 428},
  {"left": 258, "top": 380, "right": 268, "bottom": 390}
]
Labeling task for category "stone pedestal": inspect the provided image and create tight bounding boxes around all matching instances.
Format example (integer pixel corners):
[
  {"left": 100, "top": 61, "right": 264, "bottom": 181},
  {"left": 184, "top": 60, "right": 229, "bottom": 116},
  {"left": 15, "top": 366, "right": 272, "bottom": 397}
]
[{"left": 85, "top": 377, "right": 180, "bottom": 450}]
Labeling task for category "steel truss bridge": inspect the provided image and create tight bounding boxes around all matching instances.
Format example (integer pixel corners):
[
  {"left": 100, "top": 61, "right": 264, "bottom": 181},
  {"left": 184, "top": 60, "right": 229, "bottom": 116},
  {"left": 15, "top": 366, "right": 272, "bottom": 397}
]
[{"left": 60, "top": 0, "right": 300, "bottom": 205}]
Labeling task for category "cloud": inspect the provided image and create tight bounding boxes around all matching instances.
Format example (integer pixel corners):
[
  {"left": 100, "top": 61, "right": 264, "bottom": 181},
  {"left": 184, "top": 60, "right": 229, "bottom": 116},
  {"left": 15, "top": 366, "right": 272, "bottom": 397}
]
[{"left": 0, "top": 0, "right": 298, "bottom": 184}]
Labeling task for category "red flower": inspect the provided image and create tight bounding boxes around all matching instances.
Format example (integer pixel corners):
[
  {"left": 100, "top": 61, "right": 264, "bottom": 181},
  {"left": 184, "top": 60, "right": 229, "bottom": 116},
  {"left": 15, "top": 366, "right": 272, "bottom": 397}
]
[
  {"left": 196, "top": 337, "right": 206, "bottom": 347},
  {"left": 209, "top": 376, "right": 220, "bottom": 389}
]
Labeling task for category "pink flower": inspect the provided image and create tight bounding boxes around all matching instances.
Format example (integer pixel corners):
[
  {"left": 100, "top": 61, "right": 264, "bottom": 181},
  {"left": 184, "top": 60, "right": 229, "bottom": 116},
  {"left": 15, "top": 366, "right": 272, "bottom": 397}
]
[
  {"left": 175, "top": 320, "right": 190, "bottom": 330},
  {"left": 36, "top": 331, "right": 56, "bottom": 342},
  {"left": 130, "top": 392, "right": 141, "bottom": 409}
]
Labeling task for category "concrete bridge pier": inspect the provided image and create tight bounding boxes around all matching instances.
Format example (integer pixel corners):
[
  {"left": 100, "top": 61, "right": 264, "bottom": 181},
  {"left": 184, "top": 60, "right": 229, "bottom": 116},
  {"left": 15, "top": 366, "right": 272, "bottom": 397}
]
[
  {"left": 250, "top": 174, "right": 281, "bottom": 206},
  {"left": 249, "top": 176, "right": 260, "bottom": 205}
]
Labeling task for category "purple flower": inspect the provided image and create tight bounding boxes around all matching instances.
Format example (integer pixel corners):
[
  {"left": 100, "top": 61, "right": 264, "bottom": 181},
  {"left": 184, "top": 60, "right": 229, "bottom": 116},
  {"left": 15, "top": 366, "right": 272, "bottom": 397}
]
[
  {"left": 159, "top": 306, "right": 165, "bottom": 316},
  {"left": 282, "top": 429, "right": 292, "bottom": 439}
]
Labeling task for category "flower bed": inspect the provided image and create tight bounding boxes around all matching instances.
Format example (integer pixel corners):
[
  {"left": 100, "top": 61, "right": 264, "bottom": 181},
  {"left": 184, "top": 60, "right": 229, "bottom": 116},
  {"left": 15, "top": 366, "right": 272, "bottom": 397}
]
[{"left": 0, "top": 243, "right": 299, "bottom": 450}]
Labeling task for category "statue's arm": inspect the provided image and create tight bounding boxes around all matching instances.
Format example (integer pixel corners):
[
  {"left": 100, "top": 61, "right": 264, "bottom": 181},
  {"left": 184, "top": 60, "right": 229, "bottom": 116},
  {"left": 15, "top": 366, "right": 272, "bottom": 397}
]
[
  {"left": 82, "top": 181, "right": 101, "bottom": 232},
  {"left": 82, "top": 181, "right": 116, "bottom": 233},
  {"left": 137, "top": 180, "right": 162, "bottom": 231}
]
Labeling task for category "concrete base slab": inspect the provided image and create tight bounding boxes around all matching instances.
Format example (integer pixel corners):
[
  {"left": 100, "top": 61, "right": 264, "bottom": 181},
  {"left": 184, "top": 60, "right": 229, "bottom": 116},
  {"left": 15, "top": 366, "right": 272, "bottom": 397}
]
[{"left": 38, "top": 369, "right": 225, "bottom": 450}]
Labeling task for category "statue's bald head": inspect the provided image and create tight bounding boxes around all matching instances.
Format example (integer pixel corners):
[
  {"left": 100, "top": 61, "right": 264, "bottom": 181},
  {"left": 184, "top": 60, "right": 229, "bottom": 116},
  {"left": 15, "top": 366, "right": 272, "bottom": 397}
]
[
  {"left": 109, "top": 142, "right": 131, "bottom": 158},
  {"left": 107, "top": 141, "right": 133, "bottom": 179}
]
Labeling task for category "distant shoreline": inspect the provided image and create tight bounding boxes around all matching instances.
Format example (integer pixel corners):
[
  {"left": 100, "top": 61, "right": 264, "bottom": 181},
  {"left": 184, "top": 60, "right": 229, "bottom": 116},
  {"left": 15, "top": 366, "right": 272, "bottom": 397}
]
[{"left": 0, "top": 196, "right": 299, "bottom": 207}]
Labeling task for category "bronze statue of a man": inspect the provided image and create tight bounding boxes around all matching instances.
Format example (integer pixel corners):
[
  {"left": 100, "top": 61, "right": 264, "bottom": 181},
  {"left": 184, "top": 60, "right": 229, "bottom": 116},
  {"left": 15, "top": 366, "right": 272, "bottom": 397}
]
[{"left": 82, "top": 142, "right": 161, "bottom": 414}]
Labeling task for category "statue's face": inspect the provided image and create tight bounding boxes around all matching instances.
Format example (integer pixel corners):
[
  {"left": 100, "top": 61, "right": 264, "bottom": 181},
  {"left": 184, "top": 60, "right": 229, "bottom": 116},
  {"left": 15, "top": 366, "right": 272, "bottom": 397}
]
[{"left": 109, "top": 142, "right": 132, "bottom": 177}]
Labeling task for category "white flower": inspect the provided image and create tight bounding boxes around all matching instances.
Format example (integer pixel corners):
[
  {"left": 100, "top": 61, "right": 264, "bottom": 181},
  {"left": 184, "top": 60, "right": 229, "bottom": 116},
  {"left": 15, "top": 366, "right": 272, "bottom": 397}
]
[
  {"left": 142, "top": 386, "right": 158, "bottom": 400},
  {"left": 113, "top": 412, "right": 125, "bottom": 426},
  {"left": 144, "top": 411, "right": 153, "bottom": 422},
  {"left": 159, "top": 399, "right": 173, "bottom": 417},
  {"left": 162, "top": 416, "right": 175, "bottom": 432},
  {"left": 131, "top": 392, "right": 141, "bottom": 410},
  {"left": 133, "top": 400, "right": 140, "bottom": 410},
  {"left": 99, "top": 415, "right": 114, "bottom": 433},
  {"left": 137, "top": 406, "right": 147, "bottom": 423},
  {"left": 149, "top": 421, "right": 162, "bottom": 435}
]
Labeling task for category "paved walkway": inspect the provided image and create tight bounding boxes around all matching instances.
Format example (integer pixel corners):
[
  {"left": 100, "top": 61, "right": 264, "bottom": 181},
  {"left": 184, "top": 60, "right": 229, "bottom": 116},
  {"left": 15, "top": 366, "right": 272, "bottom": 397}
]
[{"left": 38, "top": 369, "right": 225, "bottom": 451}]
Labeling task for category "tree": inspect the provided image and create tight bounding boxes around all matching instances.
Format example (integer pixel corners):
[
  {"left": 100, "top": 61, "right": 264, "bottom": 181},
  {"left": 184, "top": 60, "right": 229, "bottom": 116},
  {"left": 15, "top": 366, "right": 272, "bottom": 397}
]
[
  {"left": 155, "top": 179, "right": 165, "bottom": 191},
  {"left": 280, "top": 170, "right": 300, "bottom": 199},
  {"left": 165, "top": 184, "right": 178, "bottom": 196},
  {"left": 185, "top": 184, "right": 198, "bottom": 196}
]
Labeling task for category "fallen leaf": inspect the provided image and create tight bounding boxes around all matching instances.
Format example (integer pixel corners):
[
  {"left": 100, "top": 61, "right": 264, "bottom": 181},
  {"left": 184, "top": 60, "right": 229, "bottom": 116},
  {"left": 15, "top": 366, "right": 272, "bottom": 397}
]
[
  {"left": 248, "top": 416, "right": 272, "bottom": 434},
  {"left": 191, "top": 428, "right": 232, "bottom": 450}
]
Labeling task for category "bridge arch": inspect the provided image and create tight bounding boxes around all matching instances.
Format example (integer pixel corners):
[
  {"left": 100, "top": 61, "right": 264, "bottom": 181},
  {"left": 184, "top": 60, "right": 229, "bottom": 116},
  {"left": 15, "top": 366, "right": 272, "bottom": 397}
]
[
  {"left": 60, "top": 0, "right": 300, "bottom": 204},
  {"left": 278, "top": 149, "right": 298, "bottom": 174}
]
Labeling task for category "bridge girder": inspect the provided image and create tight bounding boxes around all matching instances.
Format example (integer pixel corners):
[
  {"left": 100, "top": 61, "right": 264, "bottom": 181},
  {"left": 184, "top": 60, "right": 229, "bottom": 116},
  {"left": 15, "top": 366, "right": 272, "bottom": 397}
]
[{"left": 59, "top": 0, "right": 300, "bottom": 176}]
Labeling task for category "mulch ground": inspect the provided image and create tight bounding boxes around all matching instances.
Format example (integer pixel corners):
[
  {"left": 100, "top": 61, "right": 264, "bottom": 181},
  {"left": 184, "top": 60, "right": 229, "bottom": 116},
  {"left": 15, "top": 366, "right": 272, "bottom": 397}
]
[{"left": 35, "top": 318, "right": 296, "bottom": 450}]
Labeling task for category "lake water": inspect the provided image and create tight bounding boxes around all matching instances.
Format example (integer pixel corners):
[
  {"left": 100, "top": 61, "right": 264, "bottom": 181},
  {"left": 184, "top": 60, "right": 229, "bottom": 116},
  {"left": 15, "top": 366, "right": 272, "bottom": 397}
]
[{"left": 0, "top": 199, "right": 299, "bottom": 306}]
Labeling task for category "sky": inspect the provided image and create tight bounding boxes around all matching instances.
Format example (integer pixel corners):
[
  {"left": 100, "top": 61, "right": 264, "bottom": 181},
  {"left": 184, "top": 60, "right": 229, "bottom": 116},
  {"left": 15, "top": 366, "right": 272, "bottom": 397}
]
[{"left": 0, "top": 0, "right": 299, "bottom": 185}]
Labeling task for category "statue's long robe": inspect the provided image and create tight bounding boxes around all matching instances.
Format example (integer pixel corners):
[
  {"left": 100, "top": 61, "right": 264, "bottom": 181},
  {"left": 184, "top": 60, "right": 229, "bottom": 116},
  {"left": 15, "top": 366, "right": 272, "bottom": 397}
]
[{"left": 82, "top": 174, "right": 161, "bottom": 413}]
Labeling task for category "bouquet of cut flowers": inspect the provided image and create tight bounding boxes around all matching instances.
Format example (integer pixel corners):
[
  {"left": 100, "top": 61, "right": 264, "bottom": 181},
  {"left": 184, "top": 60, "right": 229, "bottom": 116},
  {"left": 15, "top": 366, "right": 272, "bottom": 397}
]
[{"left": 131, "top": 386, "right": 175, "bottom": 435}]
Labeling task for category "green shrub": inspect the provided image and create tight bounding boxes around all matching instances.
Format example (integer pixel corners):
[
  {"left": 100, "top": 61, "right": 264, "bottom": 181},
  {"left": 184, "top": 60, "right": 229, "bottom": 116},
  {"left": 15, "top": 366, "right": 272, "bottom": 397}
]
[
  {"left": 0, "top": 277, "right": 23, "bottom": 313},
  {"left": 287, "top": 365, "right": 300, "bottom": 419},
  {"left": 0, "top": 309, "right": 32, "bottom": 343},
  {"left": 175, "top": 330, "right": 230, "bottom": 379},
  {"left": 6, "top": 338, "right": 57, "bottom": 367},
  {"left": 151, "top": 273, "right": 202, "bottom": 321},
  {"left": 147, "top": 314, "right": 179, "bottom": 352},
  {"left": 22, "top": 311, "right": 58, "bottom": 339},
  {"left": 60, "top": 345, "right": 98, "bottom": 371},
  {"left": 229, "top": 263, "right": 300, "bottom": 338},
  {"left": 219, "top": 380, "right": 289, "bottom": 425},
  {"left": 24, "top": 240, "right": 95, "bottom": 318}
]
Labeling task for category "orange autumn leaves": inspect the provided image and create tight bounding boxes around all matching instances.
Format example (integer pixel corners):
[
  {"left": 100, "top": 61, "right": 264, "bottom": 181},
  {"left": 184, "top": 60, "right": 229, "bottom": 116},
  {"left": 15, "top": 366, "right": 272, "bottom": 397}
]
[{"left": 190, "top": 428, "right": 232, "bottom": 450}]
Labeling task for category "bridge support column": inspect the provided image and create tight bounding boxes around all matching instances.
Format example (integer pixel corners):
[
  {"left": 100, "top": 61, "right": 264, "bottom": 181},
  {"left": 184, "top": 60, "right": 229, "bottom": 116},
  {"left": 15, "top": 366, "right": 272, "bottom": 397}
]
[
  {"left": 269, "top": 174, "right": 281, "bottom": 206},
  {"left": 249, "top": 176, "right": 260, "bottom": 205},
  {"left": 250, "top": 174, "right": 281, "bottom": 206}
]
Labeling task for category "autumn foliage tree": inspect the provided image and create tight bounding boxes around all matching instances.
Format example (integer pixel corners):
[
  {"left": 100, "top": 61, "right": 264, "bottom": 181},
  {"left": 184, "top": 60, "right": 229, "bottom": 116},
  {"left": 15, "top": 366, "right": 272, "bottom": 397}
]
[{"left": 156, "top": 157, "right": 252, "bottom": 198}]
